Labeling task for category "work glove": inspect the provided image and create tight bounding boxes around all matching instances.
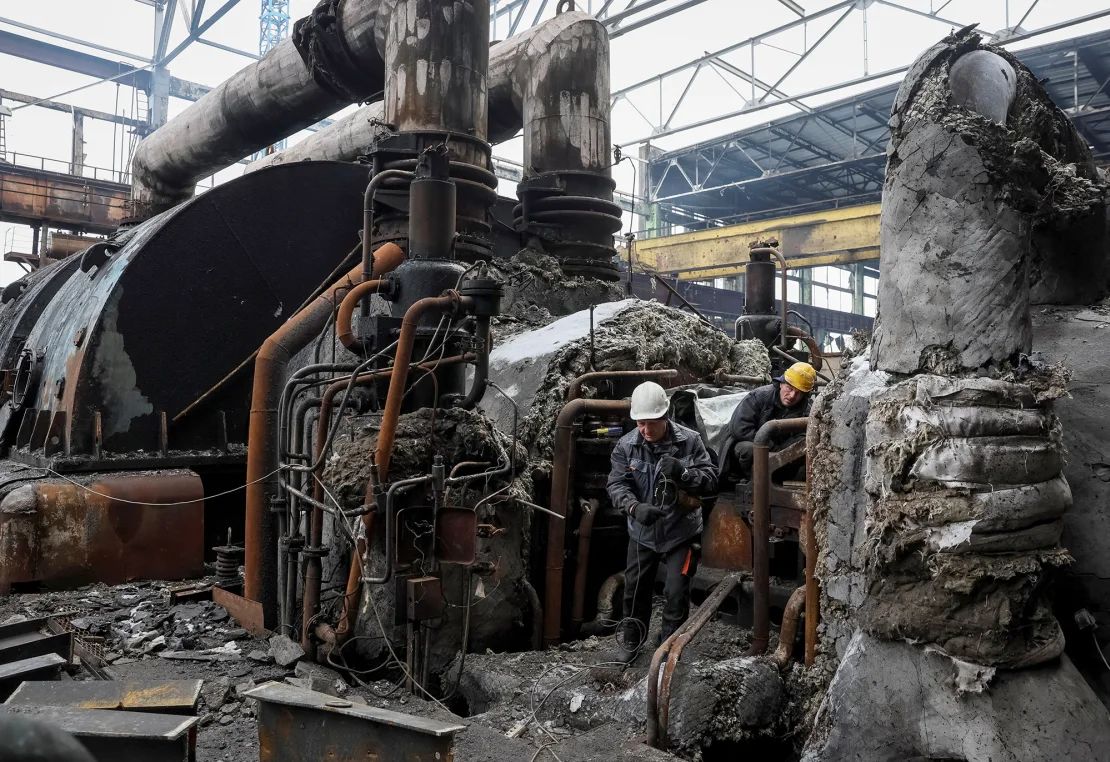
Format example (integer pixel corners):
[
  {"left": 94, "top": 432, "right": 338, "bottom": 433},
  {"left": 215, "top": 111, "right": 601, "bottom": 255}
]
[
  {"left": 631, "top": 502, "right": 665, "bottom": 526},
  {"left": 658, "top": 455, "right": 687, "bottom": 483}
]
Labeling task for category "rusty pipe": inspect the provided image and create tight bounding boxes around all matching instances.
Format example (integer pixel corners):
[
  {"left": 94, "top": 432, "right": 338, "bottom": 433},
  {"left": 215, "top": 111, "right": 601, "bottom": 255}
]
[
  {"left": 244, "top": 243, "right": 403, "bottom": 620},
  {"left": 804, "top": 416, "right": 820, "bottom": 667},
  {"left": 570, "top": 498, "right": 600, "bottom": 634},
  {"left": 336, "top": 279, "right": 385, "bottom": 351},
  {"left": 786, "top": 326, "right": 824, "bottom": 373},
  {"left": 566, "top": 368, "right": 678, "bottom": 402},
  {"left": 749, "top": 417, "right": 810, "bottom": 656},
  {"left": 375, "top": 293, "right": 461, "bottom": 481},
  {"left": 545, "top": 398, "right": 631, "bottom": 646},
  {"left": 751, "top": 245, "right": 788, "bottom": 348},
  {"left": 647, "top": 573, "right": 743, "bottom": 748},
  {"left": 713, "top": 369, "right": 770, "bottom": 387},
  {"left": 362, "top": 170, "right": 413, "bottom": 283},
  {"left": 303, "top": 353, "right": 474, "bottom": 648},
  {"left": 772, "top": 586, "right": 807, "bottom": 669}
]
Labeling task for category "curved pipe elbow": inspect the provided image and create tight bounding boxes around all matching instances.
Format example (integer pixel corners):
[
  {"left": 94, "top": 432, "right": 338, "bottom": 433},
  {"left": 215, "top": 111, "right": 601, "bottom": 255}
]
[
  {"left": 487, "top": 11, "right": 612, "bottom": 174},
  {"left": 949, "top": 49, "right": 1017, "bottom": 126},
  {"left": 753, "top": 417, "right": 810, "bottom": 447}
]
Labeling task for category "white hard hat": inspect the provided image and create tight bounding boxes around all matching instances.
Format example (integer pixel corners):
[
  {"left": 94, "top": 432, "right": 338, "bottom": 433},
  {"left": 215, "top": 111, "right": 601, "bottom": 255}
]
[{"left": 630, "top": 381, "right": 670, "bottom": 420}]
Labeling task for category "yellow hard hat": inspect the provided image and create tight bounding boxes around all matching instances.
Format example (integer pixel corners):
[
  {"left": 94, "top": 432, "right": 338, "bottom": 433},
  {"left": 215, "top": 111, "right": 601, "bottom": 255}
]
[{"left": 780, "top": 362, "right": 817, "bottom": 394}]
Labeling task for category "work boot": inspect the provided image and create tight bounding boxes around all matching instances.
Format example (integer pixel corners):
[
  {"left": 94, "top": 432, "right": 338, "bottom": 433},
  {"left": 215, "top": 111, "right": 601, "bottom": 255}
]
[{"left": 615, "top": 623, "right": 642, "bottom": 664}]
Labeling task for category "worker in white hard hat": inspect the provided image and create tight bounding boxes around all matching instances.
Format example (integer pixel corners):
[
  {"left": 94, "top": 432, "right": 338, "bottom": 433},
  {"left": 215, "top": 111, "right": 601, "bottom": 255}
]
[
  {"left": 606, "top": 381, "right": 719, "bottom": 663},
  {"left": 720, "top": 361, "right": 816, "bottom": 481}
]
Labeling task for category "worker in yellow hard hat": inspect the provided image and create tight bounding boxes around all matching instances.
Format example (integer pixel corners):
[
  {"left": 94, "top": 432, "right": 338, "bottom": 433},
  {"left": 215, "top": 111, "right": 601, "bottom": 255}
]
[{"left": 720, "top": 361, "right": 816, "bottom": 481}]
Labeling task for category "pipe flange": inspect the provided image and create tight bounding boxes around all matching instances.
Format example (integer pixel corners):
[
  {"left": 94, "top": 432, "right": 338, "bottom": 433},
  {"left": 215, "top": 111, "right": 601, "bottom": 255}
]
[
  {"left": 300, "top": 545, "right": 330, "bottom": 558},
  {"left": 291, "top": 0, "right": 378, "bottom": 102},
  {"left": 515, "top": 171, "right": 622, "bottom": 279}
]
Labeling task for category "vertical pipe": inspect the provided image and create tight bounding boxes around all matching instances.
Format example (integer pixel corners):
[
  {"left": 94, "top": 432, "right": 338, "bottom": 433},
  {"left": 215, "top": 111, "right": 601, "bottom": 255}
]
[
  {"left": 546, "top": 398, "right": 630, "bottom": 645},
  {"left": 374, "top": 295, "right": 460, "bottom": 481},
  {"left": 382, "top": 0, "right": 490, "bottom": 138},
  {"left": 749, "top": 440, "right": 771, "bottom": 655},
  {"left": 243, "top": 244, "right": 403, "bottom": 621},
  {"left": 804, "top": 418, "right": 820, "bottom": 667},
  {"left": 570, "top": 498, "right": 599, "bottom": 633},
  {"left": 748, "top": 417, "right": 810, "bottom": 656}
]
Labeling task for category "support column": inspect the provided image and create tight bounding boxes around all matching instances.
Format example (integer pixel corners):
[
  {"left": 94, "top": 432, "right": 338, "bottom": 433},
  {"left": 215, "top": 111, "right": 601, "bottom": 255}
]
[{"left": 70, "top": 111, "right": 85, "bottom": 176}]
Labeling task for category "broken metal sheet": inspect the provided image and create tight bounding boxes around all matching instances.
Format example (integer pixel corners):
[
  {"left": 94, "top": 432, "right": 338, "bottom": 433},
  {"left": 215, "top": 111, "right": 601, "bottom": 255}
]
[
  {"left": 0, "top": 704, "right": 197, "bottom": 762},
  {"left": 211, "top": 586, "right": 268, "bottom": 638},
  {"left": 246, "top": 681, "right": 465, "bottom": 761},
  {"left": 6, "top": 679, "right": 202, "bottom": 715}
]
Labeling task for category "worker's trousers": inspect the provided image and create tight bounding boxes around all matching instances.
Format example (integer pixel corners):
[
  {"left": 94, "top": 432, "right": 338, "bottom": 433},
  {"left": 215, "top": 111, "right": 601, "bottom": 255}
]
[{"left": 622, "top": 538, "right": 700, "bottom": 649}]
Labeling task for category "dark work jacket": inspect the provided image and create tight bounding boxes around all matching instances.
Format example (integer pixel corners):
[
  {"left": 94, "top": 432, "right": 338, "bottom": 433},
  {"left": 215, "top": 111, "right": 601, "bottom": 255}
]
[
  {"left": 607, "top": 421, "right": 718, "bottom": 553},
  {"left": 719, "top": 383, "right": 811, "bottom": 477}
]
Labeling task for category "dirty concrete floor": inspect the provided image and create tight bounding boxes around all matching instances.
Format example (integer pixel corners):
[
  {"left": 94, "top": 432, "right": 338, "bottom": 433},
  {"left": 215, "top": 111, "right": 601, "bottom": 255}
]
[{"left": 0, "top": 576, "right": 807, "bottom": 761}]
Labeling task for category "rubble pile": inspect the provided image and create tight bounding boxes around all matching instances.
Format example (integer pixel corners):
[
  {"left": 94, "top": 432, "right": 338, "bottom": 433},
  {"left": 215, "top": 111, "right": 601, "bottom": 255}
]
[{"left": 487, "top": 298, "right": 769, "bottom": 460}]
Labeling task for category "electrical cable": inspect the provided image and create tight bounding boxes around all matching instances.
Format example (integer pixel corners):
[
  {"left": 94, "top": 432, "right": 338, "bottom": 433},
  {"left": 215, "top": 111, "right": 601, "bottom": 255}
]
[
  {"left": 20, "top": 465, "right": 286, "bottom": 506},
  {"left": 1094, "top": 631, "right": 1110, "bottom": 673}
]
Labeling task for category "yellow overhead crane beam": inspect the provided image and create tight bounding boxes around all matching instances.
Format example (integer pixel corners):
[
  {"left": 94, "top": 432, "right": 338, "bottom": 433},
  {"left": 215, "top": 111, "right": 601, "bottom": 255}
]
[{"left": 633, "top": 202, "right": 881, "bottom": 279}]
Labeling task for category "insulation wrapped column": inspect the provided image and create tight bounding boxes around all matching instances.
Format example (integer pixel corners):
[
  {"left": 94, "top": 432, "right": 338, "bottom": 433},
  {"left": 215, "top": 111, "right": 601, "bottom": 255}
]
[{"left": 380, "top": 0, "right": 489, "bottom": 139}]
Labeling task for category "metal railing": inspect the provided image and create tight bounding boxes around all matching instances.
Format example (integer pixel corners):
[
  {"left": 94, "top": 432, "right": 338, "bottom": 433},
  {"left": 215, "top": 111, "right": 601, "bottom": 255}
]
[
  {"left": 0, "top": 150, "right": 131, "bottom": 186},
  {"left": 2, "top": 226, "right": 32, "bottom": 253}
]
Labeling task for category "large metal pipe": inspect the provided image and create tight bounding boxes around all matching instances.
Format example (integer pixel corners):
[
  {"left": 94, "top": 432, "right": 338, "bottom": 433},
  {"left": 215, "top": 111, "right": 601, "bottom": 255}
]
[
  {"left": 545, "top": 397, "right": 630, "bottom": 646},
  {"left": 247, "top": 10, "right": 610, "bottom": 174},
  {"left": 243, "top": 242, "right": 403, "bottom": 622},
  {"left": 380, "top": 0, "right": 489, "bottom": 138},
  {"left": 749, "top": 416, "right": 810, "bottom": 656},
  {"left": 131, "top": 0, "right": 388, "bottom": 217}
]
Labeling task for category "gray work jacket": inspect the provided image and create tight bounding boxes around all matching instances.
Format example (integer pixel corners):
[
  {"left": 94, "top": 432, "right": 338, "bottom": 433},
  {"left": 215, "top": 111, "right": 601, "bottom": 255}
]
[{"left": 606, "top": 421, "right": 718, "bottom": 552}]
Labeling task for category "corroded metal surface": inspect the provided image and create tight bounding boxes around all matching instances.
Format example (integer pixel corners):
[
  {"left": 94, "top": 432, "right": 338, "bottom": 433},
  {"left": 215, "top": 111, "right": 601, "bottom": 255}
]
[
  {"left": 700, "top": 497, "right": 752, "bottom": 571},
  {"left": 6, "top": 680, "right": 202, "bottom": 715},
  {"left": 0, "top": 162, "right": 368, "bottom": 466},
  {"left": 0, "top": 164, "right": 127, "bottom": 234},
  {"left": 247, "top": 681, "right": 463, "bottom": 762},
  {"left": 0, "top": 471, "right": 204, "bottom": 586}
]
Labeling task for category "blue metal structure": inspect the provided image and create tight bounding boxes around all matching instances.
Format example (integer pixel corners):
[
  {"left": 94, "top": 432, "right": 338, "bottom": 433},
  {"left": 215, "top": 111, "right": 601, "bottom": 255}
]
[
  {"left": 258, "top": 0, "right": 290, "bottom": 153},
  {"left": 259, "top": 0, "right": 289, "bottom": 55}
]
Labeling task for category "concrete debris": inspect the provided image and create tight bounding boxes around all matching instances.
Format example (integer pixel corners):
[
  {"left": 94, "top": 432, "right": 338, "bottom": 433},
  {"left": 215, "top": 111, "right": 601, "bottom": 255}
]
[{"left": 268, "top": 634, "right": 305, "bottom": 668}]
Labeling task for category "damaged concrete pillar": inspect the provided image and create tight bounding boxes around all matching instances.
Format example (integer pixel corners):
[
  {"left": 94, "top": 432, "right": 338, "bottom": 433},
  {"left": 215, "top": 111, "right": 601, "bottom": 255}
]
[
  {"left": 804, "top": 28, "right": 1110, "bottom": 761},
  {"left": 872, "top": 30, "right": 1105, "bottom": 375}
]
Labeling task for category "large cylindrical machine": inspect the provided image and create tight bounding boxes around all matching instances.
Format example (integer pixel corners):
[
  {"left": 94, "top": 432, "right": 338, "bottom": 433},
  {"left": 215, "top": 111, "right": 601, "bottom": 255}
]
[{"left": 0, "top": 161, "right": 373, "bottom": 587}]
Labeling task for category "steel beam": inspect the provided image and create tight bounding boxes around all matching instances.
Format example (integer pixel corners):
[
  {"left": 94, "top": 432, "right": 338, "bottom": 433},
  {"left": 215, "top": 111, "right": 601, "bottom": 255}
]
[
  {"left": 0, "top": 89, "right": 146, "bottom": 129},
  {"left": 0, "top": 29, "right": 210, "bottom": 103},
  {"left": 634, "top": 201, "right": 881, "bottom": 279}
]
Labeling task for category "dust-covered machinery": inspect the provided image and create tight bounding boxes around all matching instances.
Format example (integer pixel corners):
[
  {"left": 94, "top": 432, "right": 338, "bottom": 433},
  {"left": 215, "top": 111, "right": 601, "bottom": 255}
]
[{"left": 0, "top": 0, "right": 766, "bottom": 691}]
